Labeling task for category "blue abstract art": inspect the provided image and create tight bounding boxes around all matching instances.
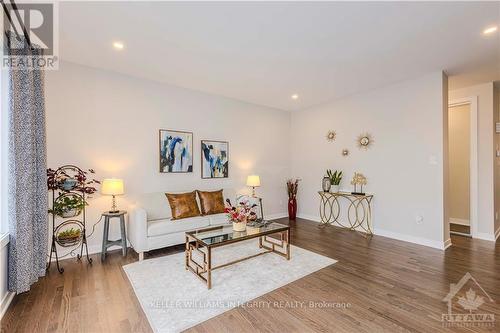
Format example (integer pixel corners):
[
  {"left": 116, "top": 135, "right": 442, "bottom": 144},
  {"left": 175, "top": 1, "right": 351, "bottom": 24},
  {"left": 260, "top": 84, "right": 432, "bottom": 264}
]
[
  {"left": 201, "top": 140, "right": 229, "bottom": 178},
  {"left": 159, "top": 130, "right": 193, "bottom": 173}
]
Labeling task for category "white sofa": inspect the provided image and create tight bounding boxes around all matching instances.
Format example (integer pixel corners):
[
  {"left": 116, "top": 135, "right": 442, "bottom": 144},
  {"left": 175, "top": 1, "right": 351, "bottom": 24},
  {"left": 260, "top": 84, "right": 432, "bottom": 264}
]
[{"left": 127, "top": 189, "right": 239, "bottom": 260}]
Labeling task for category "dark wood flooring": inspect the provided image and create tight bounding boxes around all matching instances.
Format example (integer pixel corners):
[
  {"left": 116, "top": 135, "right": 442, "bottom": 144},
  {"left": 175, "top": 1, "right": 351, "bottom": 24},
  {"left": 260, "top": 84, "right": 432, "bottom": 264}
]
[{"left": 1, "top": 218, "right": 499, "bottom": 332}]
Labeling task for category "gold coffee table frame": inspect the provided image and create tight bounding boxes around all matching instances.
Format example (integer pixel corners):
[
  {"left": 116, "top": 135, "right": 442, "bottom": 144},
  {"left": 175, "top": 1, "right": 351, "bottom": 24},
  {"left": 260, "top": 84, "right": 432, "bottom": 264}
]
[
  {"left": 318, "top": 191, "right": 374, "bottom": 235},
  {"left": 185, "top": 223, "right": 290, "bottom": 289}
]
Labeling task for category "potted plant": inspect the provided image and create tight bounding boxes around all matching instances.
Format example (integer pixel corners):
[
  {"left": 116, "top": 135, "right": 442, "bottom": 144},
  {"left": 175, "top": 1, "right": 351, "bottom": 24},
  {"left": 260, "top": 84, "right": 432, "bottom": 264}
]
[
  {"left": 47, "top": 167, "right": 100, "bottom": 195},
  {"left": 49, "top": 195, "right": 87, "bottom": 218},
  {"left": 327, "top": 169, "right": 343, "bottom": 192},
  {"left": 224, "top": 198, "right": 258, "bottom": 231},
  {"left": 56, "top": 228, "right": 82, "bottom": 246}
]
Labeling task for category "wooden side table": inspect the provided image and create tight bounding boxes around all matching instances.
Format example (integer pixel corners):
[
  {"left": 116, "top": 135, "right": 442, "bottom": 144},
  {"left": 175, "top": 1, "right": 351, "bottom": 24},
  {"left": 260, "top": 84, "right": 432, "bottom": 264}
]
[{"left": 101, "top": 210, "right": 127, "bottom": 261}]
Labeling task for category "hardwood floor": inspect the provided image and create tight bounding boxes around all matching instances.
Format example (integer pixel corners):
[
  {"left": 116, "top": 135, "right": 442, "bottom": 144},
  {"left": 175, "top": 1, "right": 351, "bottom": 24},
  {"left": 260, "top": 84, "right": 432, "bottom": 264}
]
[{"left": 2, "top": 218, "right": 499, "bottom": 333}]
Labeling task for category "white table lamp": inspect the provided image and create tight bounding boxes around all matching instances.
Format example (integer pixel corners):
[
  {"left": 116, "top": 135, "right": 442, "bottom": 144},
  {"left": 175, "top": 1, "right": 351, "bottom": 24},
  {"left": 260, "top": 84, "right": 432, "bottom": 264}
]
[
  {"left": 102, "top": 178, "right": 124, "bottom": 213},
  {"left": 246, "top": 175, "right": 261, "bottom": 197}
]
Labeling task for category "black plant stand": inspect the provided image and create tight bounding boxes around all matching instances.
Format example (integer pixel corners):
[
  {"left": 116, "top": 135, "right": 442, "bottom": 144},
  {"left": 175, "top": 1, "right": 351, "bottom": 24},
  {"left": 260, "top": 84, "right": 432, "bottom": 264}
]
[{"left": 47, "top": 165, "right": 92, "bottom": 274}]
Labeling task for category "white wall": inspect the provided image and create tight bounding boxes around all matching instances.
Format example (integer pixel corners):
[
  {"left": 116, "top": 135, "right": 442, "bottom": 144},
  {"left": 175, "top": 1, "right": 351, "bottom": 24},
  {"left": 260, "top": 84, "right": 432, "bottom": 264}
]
[
  {"left": 290, "top": 71, "right": 448, "bottom": 249},
  {"left": 449, "top": 83, "right": 496, "bottom": 240},
  {"left": 45, "top": 61, "right": 290, "bottom": 254}
]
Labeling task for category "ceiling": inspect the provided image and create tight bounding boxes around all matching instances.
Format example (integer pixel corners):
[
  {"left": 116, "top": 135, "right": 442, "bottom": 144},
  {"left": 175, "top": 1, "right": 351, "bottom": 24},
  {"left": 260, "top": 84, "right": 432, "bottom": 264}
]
[{"left": 59, "top": 1, "right": 500, "bottom": 111}]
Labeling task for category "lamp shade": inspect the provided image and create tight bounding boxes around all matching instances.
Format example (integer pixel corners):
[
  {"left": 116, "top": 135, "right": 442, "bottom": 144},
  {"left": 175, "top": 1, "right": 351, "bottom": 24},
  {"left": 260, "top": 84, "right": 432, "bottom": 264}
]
[
  {"left": 101, "top": 178, "right": 124, "bottom": 196},
  {"left": 246, "top": 175, "right": 261, "bottom": 187}
]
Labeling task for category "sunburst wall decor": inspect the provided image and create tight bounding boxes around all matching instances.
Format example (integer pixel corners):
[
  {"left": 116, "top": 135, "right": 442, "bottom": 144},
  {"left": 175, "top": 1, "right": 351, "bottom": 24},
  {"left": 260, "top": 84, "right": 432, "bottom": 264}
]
[
  {"left": 326, "top": 130, "right": 337, "bottom": 142},
  {"left": 357, "top": 133, "right": 373, "bottom": 149}
]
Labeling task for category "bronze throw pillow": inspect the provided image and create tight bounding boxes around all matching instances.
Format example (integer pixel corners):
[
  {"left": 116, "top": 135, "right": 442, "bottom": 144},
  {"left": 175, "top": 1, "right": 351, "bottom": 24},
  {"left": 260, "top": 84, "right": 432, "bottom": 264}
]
[
  {"left": 165, "top": 191, "right": 201, "bottom": 220},
  {"left": 197, "top": 190, "right": 225, "bottom": 215}
]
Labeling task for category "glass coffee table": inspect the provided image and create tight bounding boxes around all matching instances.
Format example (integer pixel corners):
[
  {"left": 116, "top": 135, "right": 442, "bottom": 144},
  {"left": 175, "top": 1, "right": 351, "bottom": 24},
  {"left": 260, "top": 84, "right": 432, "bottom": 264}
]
[{"left": 185, "top": 222, "right": 291, "bottom": 289}]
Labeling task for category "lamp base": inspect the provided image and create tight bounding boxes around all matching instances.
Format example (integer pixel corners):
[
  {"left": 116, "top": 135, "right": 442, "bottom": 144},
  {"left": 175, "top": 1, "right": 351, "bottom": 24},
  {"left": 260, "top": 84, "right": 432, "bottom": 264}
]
[{"left": 108, "top": 195, "right": 119, "bottom": 214}]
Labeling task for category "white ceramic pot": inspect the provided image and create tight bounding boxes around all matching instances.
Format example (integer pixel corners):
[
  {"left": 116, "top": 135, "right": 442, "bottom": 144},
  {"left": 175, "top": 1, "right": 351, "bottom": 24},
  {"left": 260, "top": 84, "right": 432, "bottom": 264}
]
[
  {"left": 232, "top": 221, "right": 247, "bottom": 232},
  {"left": 61, "top": 208, "right": 78, "bottom": 218},
  {"left": 331, "top": 185, "right": 340, "bottom": 193}
]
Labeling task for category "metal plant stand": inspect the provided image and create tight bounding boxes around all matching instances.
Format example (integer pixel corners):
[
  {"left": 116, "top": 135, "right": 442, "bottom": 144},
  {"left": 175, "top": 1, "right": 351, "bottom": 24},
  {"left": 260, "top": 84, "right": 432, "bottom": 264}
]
[{"left": 47, "top": 165, "right": 92, "bottom": 273}]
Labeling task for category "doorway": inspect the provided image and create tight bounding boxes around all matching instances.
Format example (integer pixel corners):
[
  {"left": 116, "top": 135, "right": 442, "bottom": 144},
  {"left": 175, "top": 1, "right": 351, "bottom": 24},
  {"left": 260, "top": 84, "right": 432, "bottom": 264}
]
[{"left": 448, "top": 98, "right": 478, "bottom": 238}]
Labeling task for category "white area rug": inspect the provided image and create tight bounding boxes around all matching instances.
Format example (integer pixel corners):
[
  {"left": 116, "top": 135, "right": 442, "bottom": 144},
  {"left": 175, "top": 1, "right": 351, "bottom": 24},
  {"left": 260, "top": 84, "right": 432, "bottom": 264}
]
[{"left": 123, "top": 239, "right": 336, "bottom": 333}]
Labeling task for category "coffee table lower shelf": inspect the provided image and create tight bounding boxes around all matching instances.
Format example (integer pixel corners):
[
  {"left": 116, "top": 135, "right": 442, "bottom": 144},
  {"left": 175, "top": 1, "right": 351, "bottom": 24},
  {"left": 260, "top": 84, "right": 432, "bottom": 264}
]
[{"left": 185, "top": 227, "right": 290, "bottom": 289}]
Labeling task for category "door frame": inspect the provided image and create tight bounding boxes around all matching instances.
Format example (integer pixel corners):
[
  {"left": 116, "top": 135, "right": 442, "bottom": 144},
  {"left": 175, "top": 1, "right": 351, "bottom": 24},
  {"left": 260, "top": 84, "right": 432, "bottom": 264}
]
[{"left": 448, "top": 97, "right": 478, "bottom": 238}]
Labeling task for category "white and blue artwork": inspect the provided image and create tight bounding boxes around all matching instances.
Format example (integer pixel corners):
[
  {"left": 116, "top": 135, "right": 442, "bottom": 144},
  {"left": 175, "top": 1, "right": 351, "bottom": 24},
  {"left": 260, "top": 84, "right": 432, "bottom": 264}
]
[
  {"left": 201, "top": 140, "right": 229, "bottom": 178},
  {"left": 159, "top": 130, "right": 193, "bottom": 173}
]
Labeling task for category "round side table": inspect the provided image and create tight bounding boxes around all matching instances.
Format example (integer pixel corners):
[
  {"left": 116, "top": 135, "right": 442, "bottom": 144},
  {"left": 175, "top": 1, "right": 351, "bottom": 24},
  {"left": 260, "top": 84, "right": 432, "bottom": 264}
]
[{"left": 101, "top": 210, "right": 127, "bottom": 261}]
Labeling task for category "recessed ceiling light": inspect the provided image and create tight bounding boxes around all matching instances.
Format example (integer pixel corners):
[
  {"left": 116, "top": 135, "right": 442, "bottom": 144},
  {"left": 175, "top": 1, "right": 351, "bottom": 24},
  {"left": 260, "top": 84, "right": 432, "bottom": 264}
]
[
  {"left": 291, "top": 94, "right": 299, "bottom": 100},
  {"left": 483, "top": 25, "right": 498, "bottom": 35},
  {"left": 113, "top": 41, "right": 124, "bottom": 50}
]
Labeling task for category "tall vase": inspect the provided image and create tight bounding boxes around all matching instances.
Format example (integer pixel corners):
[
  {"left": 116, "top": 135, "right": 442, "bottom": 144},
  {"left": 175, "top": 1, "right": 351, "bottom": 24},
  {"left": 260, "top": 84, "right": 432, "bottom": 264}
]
[
  {"left": 288, "top": 198, "right": 297, "bottom": 220},
  {"left": 322, "top": 176, "right": 331, "bottom": 192}
]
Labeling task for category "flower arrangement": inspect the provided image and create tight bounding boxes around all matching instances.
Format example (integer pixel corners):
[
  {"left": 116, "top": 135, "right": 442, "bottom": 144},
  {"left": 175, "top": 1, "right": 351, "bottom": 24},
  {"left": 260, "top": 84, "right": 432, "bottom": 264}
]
[
  {"left": 286, "top": 178, "right": 300, "bottom": 199},
  {"left": 224, "top": 198, "right": 258, "bottom": 223}
]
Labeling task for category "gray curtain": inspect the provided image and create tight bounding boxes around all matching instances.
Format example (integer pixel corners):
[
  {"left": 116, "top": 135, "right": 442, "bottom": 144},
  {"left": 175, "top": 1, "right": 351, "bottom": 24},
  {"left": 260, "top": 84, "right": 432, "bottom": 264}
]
[{"left": 7, "top": 35, "right": 48, "bottom": 293}]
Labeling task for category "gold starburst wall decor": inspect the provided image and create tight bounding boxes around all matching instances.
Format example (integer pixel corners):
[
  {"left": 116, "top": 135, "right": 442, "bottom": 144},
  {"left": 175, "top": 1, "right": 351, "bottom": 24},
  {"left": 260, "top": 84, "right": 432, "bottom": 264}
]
[
  {"left": 357, "top": 133, "right": 373, "bottom": 149},
  {"left": 326, "top": 130, "right": 337, "bottom": 142}
]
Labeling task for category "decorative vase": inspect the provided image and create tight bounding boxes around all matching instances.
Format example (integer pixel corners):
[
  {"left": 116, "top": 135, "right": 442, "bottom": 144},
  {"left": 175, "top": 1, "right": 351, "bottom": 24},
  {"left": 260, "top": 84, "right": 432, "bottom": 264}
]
[
  {"left": 331, "top": 185, "right": 340, "bottom": 193},
  {"left": 322, "top": 176, "right": 331, "bottom": 192},
  {"left": 232, "top": 221, "right": 247, "bottom": 232},
  {"left": 288, "top": 198, "right": 297, "bottom": 220}
]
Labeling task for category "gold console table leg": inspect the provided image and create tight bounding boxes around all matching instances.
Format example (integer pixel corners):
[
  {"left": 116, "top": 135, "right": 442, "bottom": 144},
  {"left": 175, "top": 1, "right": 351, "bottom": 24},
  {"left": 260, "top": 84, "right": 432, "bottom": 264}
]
[{"left": 318, "top": 191, "right": 373, "bottom": 236}]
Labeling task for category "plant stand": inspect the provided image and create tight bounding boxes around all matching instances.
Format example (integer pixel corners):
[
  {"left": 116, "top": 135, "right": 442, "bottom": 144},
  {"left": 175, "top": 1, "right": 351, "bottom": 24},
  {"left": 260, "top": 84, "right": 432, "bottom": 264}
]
[{"left": 47, "top": 165, "right": 93, "bottom": 274}]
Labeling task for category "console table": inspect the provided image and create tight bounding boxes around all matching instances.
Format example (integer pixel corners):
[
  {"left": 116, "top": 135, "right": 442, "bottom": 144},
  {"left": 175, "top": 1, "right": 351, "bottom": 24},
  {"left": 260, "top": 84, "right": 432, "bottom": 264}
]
[{"left": 318, "top": 191, "right": 373, "bottom": 235}]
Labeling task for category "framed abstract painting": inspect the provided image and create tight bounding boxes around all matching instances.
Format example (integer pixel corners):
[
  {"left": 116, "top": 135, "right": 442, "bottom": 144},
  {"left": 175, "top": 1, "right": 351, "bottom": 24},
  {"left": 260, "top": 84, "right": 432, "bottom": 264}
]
[
  {"left": 159, "top": 129, "right": 193, "bottom": 173},
  {"left": 201, "top": 140, "right": 229, "bottom": 178}
]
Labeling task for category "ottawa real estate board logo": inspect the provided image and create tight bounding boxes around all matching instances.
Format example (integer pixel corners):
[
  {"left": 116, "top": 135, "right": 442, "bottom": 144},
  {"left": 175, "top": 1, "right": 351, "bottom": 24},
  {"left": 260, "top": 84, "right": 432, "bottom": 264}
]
[
  {"left": 1, "top": 1, "right": 58, "bottom": 69},
  {"left": 442, "top": 272, "right": 495, "bottom": 328}
]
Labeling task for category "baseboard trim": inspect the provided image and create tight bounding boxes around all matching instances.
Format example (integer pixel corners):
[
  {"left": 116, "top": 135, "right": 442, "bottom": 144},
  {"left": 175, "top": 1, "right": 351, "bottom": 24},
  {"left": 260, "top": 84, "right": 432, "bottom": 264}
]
[
  {"left": 444, "top": 238, "right": 452, "bottom": 250},
  {"left": 449, "top": 218, "right": 470, "bottom": 226},
  {"left": 296, "top": 213, "right": 320, "bottom": 222},
  {"left": 0, "top": 291, "right": 15, "bottom": 320},
  {"left": 474, "top": 232, "right": 496, "bottom": 242},
  {"left": 265, "top": 213, "right": 288, "bottom": 221},
  {"left": 373, "top": 228, "right": 446, "bottom": 250},
  {"left": 297, "top": 214, "right": 447, "bottom": 250}
]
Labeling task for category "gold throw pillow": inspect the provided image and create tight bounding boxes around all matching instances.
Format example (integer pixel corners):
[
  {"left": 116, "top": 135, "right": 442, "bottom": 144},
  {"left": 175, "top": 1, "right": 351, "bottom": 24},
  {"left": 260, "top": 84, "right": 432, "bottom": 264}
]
[
  {"left": 197, "top": 190, "right": 225, "bottom": 215},
  {"left": 165, "top": 191, "right": 201, "bottom": 220}
]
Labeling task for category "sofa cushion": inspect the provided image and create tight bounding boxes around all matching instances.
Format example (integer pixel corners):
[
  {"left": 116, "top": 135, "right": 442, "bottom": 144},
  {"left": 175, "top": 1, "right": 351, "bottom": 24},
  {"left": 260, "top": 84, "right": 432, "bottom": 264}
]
[
  {"left": 209, "top": 213, "right": 229, "bottom": 226},
  {"left": 165, "top": 191, "right": 201, "bottom": 220},
  {"left": 131, "top": 189, "right": 237, "bottom": 221},
  {"left": 197, "top": 189, "right": 225, "bottom": 215},
  {"left": 147, "top": 216, "right": 209, "bottom": 237}
]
